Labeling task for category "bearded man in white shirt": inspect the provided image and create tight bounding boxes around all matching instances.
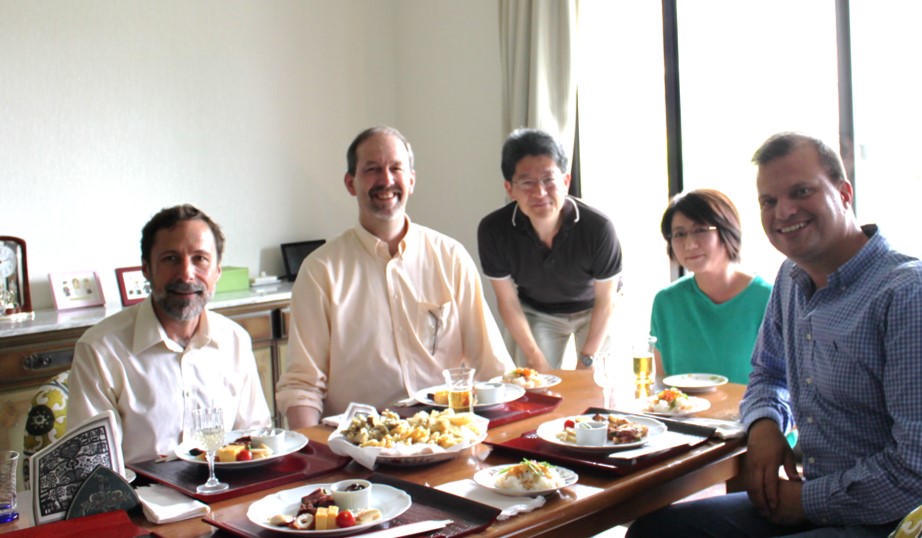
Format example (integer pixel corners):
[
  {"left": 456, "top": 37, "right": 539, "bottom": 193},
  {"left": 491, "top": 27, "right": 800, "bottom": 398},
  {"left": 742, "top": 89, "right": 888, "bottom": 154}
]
[
  {"left": 277, "top": 126, "right": 515, "bottom": 428},
  {"left": 67, "top": 204, "right": 271, "bottom": 464}
]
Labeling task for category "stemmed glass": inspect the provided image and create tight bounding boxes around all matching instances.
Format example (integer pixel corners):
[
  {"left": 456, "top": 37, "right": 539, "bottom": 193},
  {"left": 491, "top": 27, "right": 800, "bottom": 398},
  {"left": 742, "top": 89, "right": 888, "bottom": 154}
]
[{"left": 192, "top": 408, "right": 229, "bottom": 494}]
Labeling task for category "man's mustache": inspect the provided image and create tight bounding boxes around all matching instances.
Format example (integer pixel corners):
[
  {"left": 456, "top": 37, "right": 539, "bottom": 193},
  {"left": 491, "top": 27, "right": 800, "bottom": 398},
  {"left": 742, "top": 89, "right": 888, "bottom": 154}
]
[{"left": 166, "top": 282, "right": 205, "bottom": 294}]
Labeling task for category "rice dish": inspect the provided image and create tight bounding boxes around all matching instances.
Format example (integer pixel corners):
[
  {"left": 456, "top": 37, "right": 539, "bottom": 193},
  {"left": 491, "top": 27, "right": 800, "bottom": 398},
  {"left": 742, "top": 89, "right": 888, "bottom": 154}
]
[
  {"left": 645, "top": 388, "right": 695, "bottom": 413},
  {"left": 495, "top": 459, "right": 564, "bottom": 491},
  {"left": 502, "top": 368, "right": 547, "bottom": 389}
]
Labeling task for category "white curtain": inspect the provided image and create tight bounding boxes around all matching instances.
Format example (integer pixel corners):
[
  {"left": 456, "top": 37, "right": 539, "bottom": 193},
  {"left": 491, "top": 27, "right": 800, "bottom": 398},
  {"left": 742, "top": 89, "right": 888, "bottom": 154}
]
[{"left": 499, "top": 0, "right": 579, "bottom": 158}]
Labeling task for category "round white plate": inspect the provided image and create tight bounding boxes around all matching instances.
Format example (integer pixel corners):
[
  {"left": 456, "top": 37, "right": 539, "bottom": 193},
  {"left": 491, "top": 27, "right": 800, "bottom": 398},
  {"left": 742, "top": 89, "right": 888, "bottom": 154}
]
[
  {"left": 414, "top": 383, "right": 526, "bottom": 411},
  {"left": 642, "top": 395, "right": 711, "bottom": 417},
  {"left": 175, "top": 429, "right": 308, "bottom": 468},
  {"left": 662, "top": 373, "right": 729, "bottom": 393},
  {"left": 124, "top": 469, "right": 136, "bottom": 484},
  {"left": 247, "top": 482, "right": 411, "bottom": 535},
  {"left": 536, "top": 414, "right": 667, "bottom": 451},
  {"left": 473, "top": 463, "right": 578, "bottom": 496},
  {"left": 489, "top": 373, "right": 562, "bottom": 392}
]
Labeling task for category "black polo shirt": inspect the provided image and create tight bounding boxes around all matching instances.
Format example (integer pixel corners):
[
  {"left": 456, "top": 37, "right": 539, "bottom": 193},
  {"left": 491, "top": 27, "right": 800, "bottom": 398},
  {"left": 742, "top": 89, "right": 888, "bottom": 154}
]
[{"left": 477, "top": 197, "right": 622, "bottom": 314}]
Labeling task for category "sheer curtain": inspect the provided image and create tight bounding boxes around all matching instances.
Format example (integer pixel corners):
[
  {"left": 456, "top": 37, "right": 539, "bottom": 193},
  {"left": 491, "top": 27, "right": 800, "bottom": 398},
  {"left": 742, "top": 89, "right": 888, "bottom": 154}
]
[{"left": 499, "top": 0, "right": 578, "bottom": 150}]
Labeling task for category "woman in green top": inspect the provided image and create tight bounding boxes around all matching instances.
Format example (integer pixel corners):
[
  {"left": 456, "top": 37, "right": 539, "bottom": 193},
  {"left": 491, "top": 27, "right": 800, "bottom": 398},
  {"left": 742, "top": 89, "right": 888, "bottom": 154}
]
[{"left": 650, "top": 189, "right": 772, "bottom": 385}]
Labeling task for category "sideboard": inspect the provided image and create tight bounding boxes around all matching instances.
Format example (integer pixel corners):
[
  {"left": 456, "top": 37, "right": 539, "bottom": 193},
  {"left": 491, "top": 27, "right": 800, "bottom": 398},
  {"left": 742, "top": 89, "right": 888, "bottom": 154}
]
[{"left": 0, "top": 282, "right": 293, "bottom": 461}]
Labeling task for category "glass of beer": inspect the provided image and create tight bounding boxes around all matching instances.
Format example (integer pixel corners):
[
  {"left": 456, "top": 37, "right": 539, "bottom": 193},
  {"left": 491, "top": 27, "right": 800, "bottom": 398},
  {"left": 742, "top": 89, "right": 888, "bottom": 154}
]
[
  {"left": 442, "top": 367, "right": 475, "bottom": 413},
  {"left": 632, "top": 335, "right": 657, "bottom": 387}
]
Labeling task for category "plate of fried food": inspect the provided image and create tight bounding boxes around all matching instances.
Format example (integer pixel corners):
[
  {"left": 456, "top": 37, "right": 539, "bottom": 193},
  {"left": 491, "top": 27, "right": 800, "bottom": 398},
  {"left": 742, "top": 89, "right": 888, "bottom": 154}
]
[
  {"left": 175, "top": 429, "right": 308, "bottom": 468},
  {"left": 413, "top": 383, "right": 526, "bottom": 411},
  {"left": 473, "top": 458, "right": 578, "bottom": 496},
  {"left": 536, "top": 413, "right": 667, "bottom": 451},
  {"left": 491, "top": 367, "right": 562, "bottom": 392},
  {"left": 247, "top": 482, "right": 411, "bottom": 535},
  {"left": 328, "top": 403, "right": 489, "bottom": 468}
]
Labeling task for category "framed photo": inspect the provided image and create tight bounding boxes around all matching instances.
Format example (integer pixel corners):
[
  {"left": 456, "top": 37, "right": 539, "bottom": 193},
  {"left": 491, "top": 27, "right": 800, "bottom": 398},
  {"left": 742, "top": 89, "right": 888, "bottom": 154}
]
[
  {"left": 48, "top": 271, "right": 106, "bottom": 310},
  {"left": 115, "top": 266, "right": 150, "bottom": 306}
]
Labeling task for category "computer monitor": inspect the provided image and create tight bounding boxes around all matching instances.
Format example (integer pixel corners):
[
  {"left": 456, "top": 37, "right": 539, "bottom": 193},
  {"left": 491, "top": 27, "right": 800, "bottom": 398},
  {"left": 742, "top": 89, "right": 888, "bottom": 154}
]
[{"left": 280, "top": 239, "right": 326, "bottom": 282}]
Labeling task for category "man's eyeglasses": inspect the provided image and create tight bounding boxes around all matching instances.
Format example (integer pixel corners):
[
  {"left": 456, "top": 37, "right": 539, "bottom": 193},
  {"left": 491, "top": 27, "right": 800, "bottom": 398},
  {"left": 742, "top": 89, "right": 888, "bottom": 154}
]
[
  {"left": 667, "top": 226, "right": 718, "bottom": 242},
  {"left": 513, "top": 177, "right": 559, "bottom": 192}
]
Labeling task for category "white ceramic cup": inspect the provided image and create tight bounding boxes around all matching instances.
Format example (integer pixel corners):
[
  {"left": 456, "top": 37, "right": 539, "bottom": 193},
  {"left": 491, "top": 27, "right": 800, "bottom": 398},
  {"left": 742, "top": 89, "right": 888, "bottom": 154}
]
[
  {"left": 251, "top": 428, "right": 286, "bottom": 454},
  {"left": 474, "top": 382, "right": 505, "bottom": 405},
  {"left": 574, "top": 421, "right": 608, "bottom": 446},
  {"left": 331, "top": 479, "right": 372, "bottom": 512}
]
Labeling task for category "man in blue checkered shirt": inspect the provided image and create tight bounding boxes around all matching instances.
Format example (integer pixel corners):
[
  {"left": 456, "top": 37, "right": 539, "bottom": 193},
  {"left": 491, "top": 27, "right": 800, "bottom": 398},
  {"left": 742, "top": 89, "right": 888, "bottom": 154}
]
[{"left": 628, "top": 132, "right": 922, "bottom": 538}]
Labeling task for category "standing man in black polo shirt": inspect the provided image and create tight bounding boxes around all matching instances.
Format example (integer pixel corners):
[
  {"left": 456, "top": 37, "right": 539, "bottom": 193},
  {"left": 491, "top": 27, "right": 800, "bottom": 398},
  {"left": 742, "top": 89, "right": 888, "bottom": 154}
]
[{"left": 477, "top": 128, "right": 623, "bottom": 371}]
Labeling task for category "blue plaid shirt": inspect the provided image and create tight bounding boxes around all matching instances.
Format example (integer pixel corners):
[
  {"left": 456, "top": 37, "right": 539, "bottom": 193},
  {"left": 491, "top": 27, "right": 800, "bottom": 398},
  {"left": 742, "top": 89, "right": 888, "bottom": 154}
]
[{"left": 741, "top": 226, "right": 922, "bottom": 525}]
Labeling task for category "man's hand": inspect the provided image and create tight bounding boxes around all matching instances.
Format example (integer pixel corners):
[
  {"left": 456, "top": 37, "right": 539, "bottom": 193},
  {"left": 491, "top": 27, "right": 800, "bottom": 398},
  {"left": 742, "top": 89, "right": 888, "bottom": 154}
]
[
  {"left": 527, "top": 352, "right": 552, "bottom": 372},
  {"left": 745, "top": 419, "right": 800, "bottom": 516},
  {"left": 765, "top": 479, "right": 807, "bottom": 526}
]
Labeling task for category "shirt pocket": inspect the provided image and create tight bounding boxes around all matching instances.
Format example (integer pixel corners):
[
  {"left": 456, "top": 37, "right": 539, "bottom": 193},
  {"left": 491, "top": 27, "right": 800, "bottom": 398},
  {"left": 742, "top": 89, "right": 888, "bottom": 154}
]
[{"left": 418, "top": 301, "right": 453, "bottom": 356}]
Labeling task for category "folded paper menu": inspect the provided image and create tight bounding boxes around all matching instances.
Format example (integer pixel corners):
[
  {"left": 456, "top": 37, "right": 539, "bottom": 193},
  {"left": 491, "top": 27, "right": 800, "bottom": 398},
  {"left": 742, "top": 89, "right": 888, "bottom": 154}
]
[{"left": 30, "top": 411, "right": 124, "bottom": 525}]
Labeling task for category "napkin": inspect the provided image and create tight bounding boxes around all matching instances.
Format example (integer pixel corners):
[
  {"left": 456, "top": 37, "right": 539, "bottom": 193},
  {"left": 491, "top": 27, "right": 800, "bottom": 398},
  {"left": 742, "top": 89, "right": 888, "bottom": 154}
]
[
  {"left": 136, "top": 484, "right": 210, "bottom": 524},
  {"left": 682, "top": 418, "right": 746, "bottom": 439},
  {"left": 436, "top": 479, "right": 545, "bottom": 521},
  {"left": 321, "top": 412, "right": 347, "bottom": 428}
]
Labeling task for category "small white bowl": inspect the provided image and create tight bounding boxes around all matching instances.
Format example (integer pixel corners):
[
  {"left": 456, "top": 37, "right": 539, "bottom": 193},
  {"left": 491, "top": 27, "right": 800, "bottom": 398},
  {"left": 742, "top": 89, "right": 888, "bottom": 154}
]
[
  {"left": 474, "top": 382, "right": 505, "bottom": 405},
  {"left": 330, "top": 479, "right": 372, "bottom": 512},
  {"left": 574, "top": 421, "right": 608, "bottom": 446},
  {"left": 251, "top": 428, "right": 286, "bottom": 454}
]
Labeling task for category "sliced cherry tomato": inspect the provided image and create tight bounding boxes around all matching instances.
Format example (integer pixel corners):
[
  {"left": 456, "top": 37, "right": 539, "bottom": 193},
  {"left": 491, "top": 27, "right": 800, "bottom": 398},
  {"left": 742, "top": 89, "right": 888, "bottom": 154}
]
[
  {"left": 236, "top": 449, "right": 253, "bottom": 461},
  {"left": 335, "top": 510, "right": 356, "bottom": 528},
  {"left": 563, "top": 419, "right": 575, "bottom": 429}
]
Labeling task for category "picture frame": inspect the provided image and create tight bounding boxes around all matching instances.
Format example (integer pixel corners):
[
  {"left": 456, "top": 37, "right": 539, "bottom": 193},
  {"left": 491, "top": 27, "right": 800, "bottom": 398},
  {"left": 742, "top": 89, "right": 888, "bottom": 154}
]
[
  {"left": 48, "top": 271, "right": 105, "bottom": 310},
  {"left": 115, "top": 266, "right": 150, "bottom": 306}
]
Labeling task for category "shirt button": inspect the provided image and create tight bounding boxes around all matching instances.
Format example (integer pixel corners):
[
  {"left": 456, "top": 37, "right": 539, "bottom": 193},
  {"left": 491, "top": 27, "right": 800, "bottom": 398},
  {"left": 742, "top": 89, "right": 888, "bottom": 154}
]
[
  {"left": 806, "top": 333, "right": 813, "bottom": 341},
  {"left": 805, "top": 378, "right": 813, "bottom": 384},
  {"left": 808, "top": 457, "right": 815, "bottom": 464},
  {"left": 806, "top": 417, "right": 814, "bottom": 424}
]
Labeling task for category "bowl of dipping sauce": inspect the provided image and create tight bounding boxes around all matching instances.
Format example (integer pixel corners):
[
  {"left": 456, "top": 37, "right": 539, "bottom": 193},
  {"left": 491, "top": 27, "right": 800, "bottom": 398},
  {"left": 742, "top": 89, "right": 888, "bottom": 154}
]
[
  {"left": 331, "top": 479, "right": 372, "bottom": 512},
  {"left": 474, "top": 382, "right": 505, "bottom": 405}
]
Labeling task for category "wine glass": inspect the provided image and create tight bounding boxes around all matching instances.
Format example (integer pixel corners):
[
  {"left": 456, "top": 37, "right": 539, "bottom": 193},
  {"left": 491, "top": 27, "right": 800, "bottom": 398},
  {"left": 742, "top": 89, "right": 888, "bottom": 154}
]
[{"left": 192, "top": 408, "right": 229, "bottom": 494}]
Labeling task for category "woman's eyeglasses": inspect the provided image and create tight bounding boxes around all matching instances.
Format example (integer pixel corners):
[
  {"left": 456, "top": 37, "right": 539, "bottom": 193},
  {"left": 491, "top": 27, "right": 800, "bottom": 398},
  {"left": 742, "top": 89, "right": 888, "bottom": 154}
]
[{"left": 667, "top": 226, "right": 718, "bottom": 242}]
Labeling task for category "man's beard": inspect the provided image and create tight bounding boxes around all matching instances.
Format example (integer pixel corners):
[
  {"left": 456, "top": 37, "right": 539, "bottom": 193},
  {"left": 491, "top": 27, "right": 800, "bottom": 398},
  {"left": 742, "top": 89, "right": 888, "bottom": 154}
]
[{"left": 152, "top": 281, "right": 212, "bottom": 322}]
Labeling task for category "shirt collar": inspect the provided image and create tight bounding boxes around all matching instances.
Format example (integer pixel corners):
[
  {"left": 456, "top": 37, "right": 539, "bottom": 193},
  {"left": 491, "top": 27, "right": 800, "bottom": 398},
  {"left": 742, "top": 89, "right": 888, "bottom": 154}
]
[
  {"left": 790, "top": 224, "right": 884, "bottom": 291},
  {"left": 353, "top": 216, "right": 415, "bottom": 260},
  {"left": 132, "top": 297, "right": 218, "bottom": 354},
  {"left": 511, "top": 195, "right": 580, "bottom": 227}
]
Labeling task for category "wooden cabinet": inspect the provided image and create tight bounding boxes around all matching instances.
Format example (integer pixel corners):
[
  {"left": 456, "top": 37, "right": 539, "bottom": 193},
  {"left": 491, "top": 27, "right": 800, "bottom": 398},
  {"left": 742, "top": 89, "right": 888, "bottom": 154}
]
[{"left": 0, "top": 288, "right": 292, "bottom": 461}]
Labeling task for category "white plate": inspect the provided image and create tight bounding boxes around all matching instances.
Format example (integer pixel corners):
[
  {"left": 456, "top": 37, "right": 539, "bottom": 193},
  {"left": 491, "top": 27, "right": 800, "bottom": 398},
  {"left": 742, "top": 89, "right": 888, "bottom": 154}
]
[
  {"left": 643, "top": 395, "right": 711, "bottom": 417},
  {"left": 473, "top": 463, "right": 579, "bottom": 496},
  {"left": 175, "top": 429, "right": 309, "bottom": 468},
  {"left": 489, "top": 373, "right": 562, "bottom": 392},
  {"left": 124, "top": 469, "right": 136, "bottom": 484},
  {"left": 247, "top": 482, "right": 411, "bottom": 535},
  {"left": 662, "top": 373, "right": 729, "bottom": 393},
  {"left": 413, "top": 383, "right": 526, "bottom": 410},
  {"left": 536, "top": 414, "right": 667, "bottom": 451}
]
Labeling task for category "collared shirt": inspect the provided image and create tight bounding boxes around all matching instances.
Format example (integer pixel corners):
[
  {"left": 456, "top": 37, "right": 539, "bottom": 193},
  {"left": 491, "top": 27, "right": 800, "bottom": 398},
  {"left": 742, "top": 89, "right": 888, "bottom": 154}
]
[
  {"left": 740, "top": 226, "right": 922, "bottom": 525},
  {"left": 67, "top": 299, "right": 272, "bottom": 464},
  {"left": 478, "top": 196, "right": 622, "bottom": 314},
  {"left": 276, "top": 219, "right": 515, "bottom": 418}
]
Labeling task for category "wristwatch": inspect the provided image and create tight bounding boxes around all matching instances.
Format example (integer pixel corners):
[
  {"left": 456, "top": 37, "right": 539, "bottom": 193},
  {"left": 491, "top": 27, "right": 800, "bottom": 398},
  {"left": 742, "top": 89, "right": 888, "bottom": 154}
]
[{"left": 579, "top": 354, "right": 594, "bottom": 367}]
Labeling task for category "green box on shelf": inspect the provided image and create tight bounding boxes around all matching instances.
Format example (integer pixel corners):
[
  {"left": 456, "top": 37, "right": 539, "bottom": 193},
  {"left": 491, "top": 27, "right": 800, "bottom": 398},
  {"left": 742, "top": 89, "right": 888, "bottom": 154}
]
[{"left": 216, "top": 266, "right": 249, "bottom": 293}]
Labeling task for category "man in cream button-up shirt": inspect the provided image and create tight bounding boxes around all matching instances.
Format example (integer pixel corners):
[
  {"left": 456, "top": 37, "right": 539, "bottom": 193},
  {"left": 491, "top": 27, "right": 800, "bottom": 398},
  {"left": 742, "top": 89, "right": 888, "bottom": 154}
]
[
  {"left": 276, "top": 126, "right": 514, "bottom": 428},
  {"left": 67, "top": 205, "right": 271, "bottom": 464}
]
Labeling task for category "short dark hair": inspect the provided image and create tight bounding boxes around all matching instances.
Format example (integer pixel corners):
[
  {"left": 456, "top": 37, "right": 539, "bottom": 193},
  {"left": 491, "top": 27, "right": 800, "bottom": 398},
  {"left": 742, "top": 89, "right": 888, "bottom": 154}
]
[
  {"left": 660, "top": 189, "right": 742, "bottom": 262},
  {"left": 346, "top": 126, "right": 415, "bottom": 176},
  {"left": 752, "top": 132, "right": 846, "bottom": 184},
  {"left": 141, "top": 204, "right": 225, "bottom": 265},
  {"left": 501, "top": 128, "right": 568, "bottom": 181}
]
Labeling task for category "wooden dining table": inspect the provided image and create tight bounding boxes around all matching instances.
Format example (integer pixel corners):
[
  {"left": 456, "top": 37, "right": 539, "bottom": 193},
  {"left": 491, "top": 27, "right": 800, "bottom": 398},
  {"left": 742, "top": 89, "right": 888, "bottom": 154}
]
[{"left": 3, "top": 369, "right": 747, "bottom": 537}]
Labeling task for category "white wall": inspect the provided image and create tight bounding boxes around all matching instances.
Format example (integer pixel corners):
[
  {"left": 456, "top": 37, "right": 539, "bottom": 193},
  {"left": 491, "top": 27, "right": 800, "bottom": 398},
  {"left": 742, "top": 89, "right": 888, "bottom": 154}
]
[{"left": 0, "top": 0, "right": 504, "bottom": 310}]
